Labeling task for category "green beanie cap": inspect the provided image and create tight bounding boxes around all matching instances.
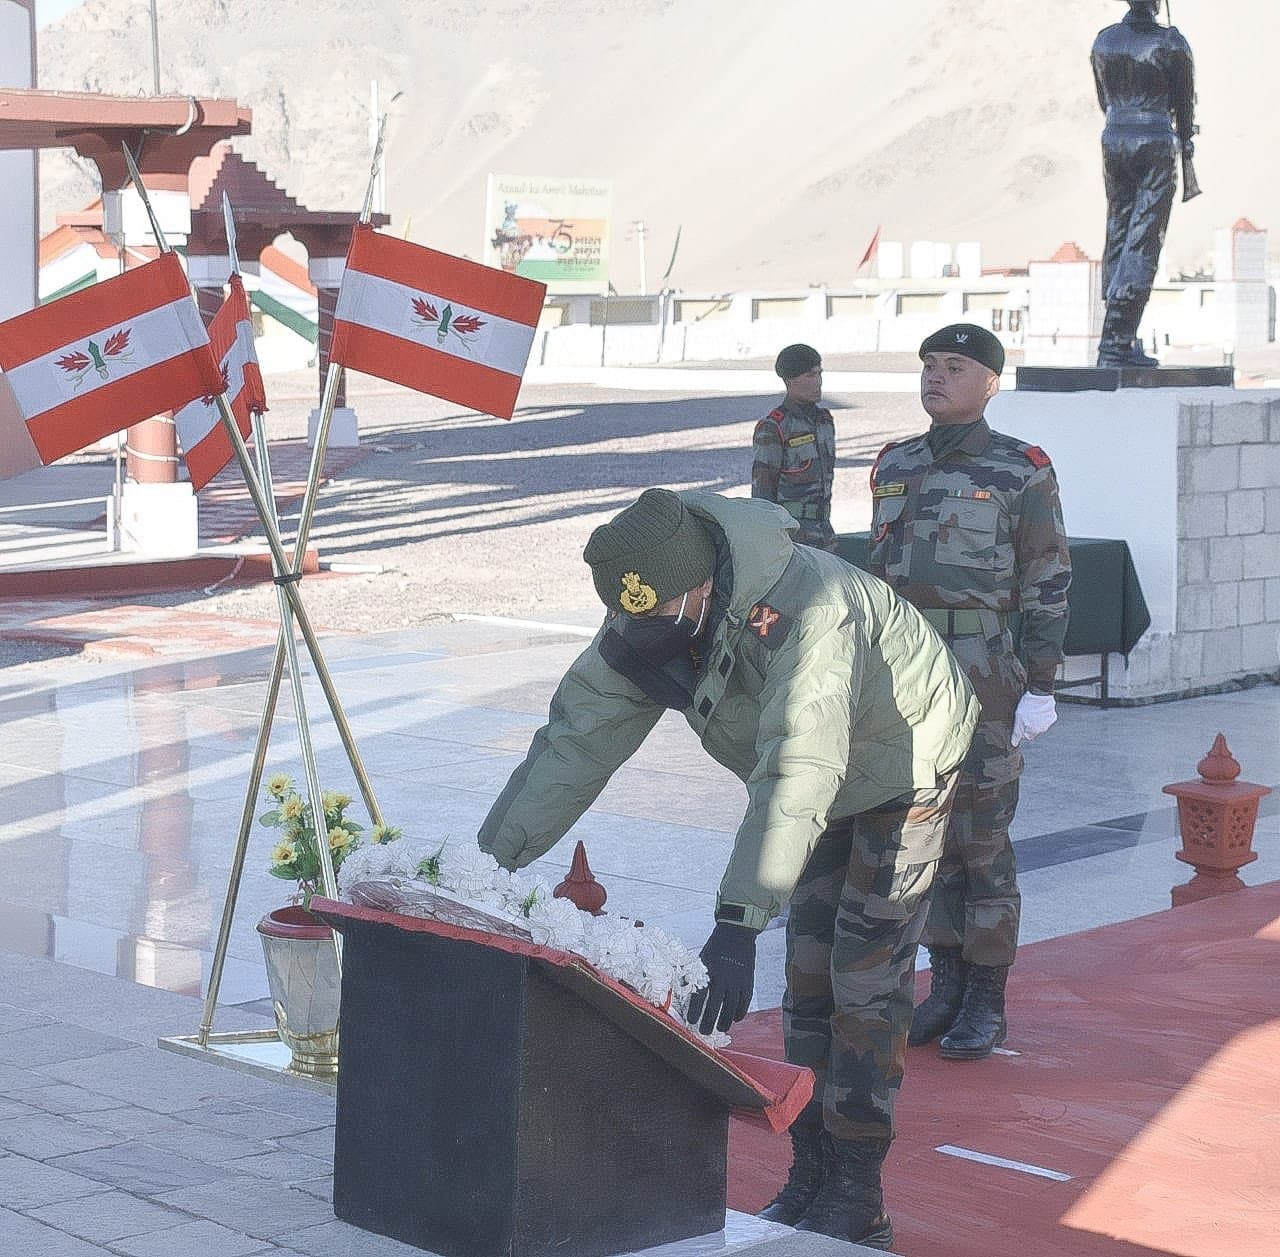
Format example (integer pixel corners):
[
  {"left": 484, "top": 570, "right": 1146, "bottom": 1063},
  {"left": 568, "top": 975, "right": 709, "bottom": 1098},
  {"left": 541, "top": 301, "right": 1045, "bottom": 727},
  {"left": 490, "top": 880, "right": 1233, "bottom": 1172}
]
[{"left": 583, "top": 488, "right": 716, "bottom": 614}]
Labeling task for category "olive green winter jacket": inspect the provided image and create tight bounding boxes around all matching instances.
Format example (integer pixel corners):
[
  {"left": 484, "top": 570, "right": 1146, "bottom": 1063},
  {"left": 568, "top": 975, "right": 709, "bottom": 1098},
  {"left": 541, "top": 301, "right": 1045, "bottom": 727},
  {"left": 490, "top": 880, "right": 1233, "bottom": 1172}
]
[{"left": 478, "top": 491, "right": 979, "bottom": 929}]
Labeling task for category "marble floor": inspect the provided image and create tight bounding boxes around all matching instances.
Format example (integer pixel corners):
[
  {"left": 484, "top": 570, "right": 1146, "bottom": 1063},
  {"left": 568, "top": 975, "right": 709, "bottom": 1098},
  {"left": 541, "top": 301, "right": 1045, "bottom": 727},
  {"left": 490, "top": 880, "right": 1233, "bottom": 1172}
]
[{"left": 0, "top": 613, "right": 1276, "bottom": 1027}]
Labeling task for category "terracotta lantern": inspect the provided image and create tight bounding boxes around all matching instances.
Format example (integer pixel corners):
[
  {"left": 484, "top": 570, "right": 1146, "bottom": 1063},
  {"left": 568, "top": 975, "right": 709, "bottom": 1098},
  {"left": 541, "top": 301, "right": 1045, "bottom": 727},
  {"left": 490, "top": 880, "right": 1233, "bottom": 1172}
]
[
  {"left": 553, "top": 840, "right": 608, "bottom": 915},
  {"left": 1164, "top": 734, "right": 1271, "bottom": 907}
]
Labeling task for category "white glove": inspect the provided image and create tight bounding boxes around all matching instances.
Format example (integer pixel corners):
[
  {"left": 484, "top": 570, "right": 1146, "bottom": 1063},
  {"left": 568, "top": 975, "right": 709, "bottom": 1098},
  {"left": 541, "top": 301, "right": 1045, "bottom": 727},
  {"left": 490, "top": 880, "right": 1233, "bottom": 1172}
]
[{"left": 1011, "top": 692, "right": 1057, "bottom": 747}]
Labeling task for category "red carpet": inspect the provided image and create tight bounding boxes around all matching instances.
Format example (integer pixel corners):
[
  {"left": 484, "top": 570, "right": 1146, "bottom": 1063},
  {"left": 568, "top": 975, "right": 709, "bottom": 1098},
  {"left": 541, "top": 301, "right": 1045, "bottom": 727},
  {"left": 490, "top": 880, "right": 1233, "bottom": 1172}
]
[{"left": 727, "top": 881, "right": 1280, "bottom": 1257}]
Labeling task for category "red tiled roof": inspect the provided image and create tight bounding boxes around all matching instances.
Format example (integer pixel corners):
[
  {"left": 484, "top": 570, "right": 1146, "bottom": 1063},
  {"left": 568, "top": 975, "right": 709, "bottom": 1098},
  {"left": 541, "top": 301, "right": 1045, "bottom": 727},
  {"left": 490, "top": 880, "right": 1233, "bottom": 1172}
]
[
  {"left": 1050, "top": 241, "right": 1092, "bottom": 263},
  {"left": 189, "top": 143, "right": 305, "bottom": 215}
]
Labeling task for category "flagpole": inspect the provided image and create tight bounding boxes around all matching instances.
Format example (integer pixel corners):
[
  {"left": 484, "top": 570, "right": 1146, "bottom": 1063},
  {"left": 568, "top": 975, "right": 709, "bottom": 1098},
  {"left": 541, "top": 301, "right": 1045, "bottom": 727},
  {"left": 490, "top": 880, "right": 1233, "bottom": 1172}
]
[
  {"left": 197, "top": 638, "right": 285, "bottom": 1044},
  {"left": 258, "top": 120, "right": 388, "bottom": 816},
  {"left": 195, "top": 314, "right": 343, "bottom": 1043},
  {"left": 194, "top": 211, "right": 297, "bottom": 1044},
  {"left": 186, "top": 147, "right": 390, "bottom": 1041},
  {"left": 218, "top": 193, "right": 381, "bottom": 822},
  {"left": 290, "top": 114, "right": 388, "bottom": 551},
  {"left": 120, "top": 149, "right": 341, "bottom": 881},
  {"left": 118, "top": 147, "right": 352, "bottom": 1030}
]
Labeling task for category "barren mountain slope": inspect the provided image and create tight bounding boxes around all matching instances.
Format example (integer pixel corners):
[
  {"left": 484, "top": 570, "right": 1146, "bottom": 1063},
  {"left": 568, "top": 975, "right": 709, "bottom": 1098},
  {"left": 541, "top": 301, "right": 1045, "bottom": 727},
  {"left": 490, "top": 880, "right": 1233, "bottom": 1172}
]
[{"left": 37, "top": 0, "right": 1276, "bottom": 290}]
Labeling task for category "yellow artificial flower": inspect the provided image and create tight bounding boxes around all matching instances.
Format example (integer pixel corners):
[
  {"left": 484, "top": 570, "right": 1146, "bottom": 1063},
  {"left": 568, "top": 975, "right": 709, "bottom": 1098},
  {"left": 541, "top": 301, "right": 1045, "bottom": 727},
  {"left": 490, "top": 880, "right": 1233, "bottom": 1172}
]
[
  {"left": 328, "top": 826, "right": 354, "bottom": 852},
  {"left": 280, "top": 796, "right": 306, "bottom": 822},
  {"left": 271, "top": 840, "right": 297, "bottom": 866},
  {"left": 369, "top": 823, "right": 402, "bottom": 845},
  {"left": 266, "top": 773, "right": 294, "bottom": 801},
  {"left": 322, "top": 791, "right": 352, "bottom": 816}
]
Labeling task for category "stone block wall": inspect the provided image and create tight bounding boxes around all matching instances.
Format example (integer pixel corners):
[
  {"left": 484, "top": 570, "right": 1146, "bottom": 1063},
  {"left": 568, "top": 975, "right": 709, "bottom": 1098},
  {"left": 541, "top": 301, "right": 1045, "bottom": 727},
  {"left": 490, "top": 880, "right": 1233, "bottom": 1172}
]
[{"left": 1111, "top": 396, "right": 1280, "bottom": 699}]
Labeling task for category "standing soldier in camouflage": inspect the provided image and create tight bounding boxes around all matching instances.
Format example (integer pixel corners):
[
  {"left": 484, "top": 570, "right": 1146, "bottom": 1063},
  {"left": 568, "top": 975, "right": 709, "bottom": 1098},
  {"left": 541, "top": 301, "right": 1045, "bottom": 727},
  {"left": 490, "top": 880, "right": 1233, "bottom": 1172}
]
[
  {"left": 479, "top": 487, "right": 978, "bottom": 1249},
  {"left": 869, "top": 324, "right": 1071, "bottom": 1061},
  {"left": 752, "top": 343, "right": 838, "bottom": 551}
]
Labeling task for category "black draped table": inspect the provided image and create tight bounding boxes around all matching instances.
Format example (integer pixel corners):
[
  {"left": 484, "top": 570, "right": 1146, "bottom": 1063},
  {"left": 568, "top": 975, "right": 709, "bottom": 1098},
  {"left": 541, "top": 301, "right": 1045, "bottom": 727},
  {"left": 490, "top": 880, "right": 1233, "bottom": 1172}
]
[{"left": 834, "top": 533, "right": 1151, "bottom": 704}]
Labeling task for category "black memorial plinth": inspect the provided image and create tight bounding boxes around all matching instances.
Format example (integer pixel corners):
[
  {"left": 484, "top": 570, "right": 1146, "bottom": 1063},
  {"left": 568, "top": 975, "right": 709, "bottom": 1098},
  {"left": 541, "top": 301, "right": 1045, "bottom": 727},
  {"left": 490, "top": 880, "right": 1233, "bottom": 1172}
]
[
  {"left": 312, "top": 893, "right": 811, "bottom": 1257},
  {"left": 1016, "top": 364, "right": 1234, "bottom": 392}
]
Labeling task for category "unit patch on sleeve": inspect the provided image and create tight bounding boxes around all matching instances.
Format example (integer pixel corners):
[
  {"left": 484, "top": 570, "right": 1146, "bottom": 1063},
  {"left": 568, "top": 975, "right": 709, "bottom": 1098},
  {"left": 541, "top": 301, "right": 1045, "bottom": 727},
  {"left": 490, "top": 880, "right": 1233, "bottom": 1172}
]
[
  {"left": 872, "top": 482, "right": 906, "bottom": 498},
  {"left": 869, "top": 439, "right": 901, "bottom": 491},
  {"left": 748, "top": 603, "right": 788, "bottom": 648},
  {"left": 787, "top": 433, "right": 816, "bottom": 448}
]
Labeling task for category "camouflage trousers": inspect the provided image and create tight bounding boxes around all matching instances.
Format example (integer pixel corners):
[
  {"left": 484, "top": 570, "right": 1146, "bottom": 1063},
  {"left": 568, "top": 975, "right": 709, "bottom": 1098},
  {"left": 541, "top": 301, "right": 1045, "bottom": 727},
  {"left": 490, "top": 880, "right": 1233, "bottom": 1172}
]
[
  {"left": 783, "top": 772, "right": 959, "bottom": 1141},
  {"left": 922, "top": 631, "right": 1025, "bottom": 967}
]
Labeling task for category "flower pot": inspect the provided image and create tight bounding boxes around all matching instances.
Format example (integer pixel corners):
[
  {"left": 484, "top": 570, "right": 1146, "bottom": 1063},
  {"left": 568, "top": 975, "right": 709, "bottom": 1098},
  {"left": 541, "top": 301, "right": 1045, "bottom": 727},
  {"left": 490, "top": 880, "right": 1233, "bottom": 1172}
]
[{"left": 257, "top": 906, "right": 341, "bottom": 1077}]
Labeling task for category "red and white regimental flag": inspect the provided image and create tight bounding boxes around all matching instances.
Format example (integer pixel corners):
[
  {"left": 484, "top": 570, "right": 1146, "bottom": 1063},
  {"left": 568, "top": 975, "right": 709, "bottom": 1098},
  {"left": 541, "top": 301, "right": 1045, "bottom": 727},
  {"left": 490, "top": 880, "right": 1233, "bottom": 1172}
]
[
  {"left": 330, "top": 225, "right": 547, "bottom": 420},
  {"left": 0, "top": 253, "right": 225, "bottom": 480},
  {"left": 173, "top": 275, "right": 267, "bottom": 492}
]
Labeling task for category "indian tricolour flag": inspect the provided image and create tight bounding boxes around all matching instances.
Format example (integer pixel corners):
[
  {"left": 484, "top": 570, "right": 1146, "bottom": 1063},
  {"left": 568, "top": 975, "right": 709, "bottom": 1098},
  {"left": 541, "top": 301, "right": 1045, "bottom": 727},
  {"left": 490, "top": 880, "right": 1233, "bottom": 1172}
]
[
  {"left": 174, "top": 275, "right": 267, "bottom": 492},
  {"left": 0, "top": 253, "right": 224, "bottom": 480},
  {"left": 330, "top": 225, "right": 546, "bottom": 420}
]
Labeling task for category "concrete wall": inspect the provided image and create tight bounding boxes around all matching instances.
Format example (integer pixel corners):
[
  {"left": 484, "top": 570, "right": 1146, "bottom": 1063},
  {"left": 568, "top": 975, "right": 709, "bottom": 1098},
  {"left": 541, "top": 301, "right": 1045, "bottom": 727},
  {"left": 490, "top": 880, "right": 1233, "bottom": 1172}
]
[
  {"left": 528, "top": 275, "right": 1273, "bottom": 371},
  {"left": 0, "top": 1, "right": 37, "bottom": 322},
  {"left": 988, "top": 388, "right": 1180, "bottom": 633},
  {"left": 530, "top": 282, "right": 1026, "bottom": 367},
  {"left": 990, "top": 387, "right": 1280, "bottom": 701}
]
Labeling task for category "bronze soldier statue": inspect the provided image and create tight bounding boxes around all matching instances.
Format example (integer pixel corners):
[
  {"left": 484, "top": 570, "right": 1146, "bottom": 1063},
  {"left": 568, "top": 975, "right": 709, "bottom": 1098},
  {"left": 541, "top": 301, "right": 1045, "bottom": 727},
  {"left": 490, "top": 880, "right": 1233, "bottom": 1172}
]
[{"left": 1093, "top": 0, "right": 1198, "bottom": 367}]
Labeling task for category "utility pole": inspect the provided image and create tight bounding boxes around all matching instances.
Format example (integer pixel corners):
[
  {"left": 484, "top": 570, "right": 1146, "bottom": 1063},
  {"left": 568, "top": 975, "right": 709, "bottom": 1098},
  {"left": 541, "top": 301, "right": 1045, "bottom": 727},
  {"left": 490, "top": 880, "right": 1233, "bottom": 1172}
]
[
  {"left": 629, "top": 219, "right": 648, "bottom": 296},
  {"left": 148, "top": 0, "right": 161, "bottom": 94}
]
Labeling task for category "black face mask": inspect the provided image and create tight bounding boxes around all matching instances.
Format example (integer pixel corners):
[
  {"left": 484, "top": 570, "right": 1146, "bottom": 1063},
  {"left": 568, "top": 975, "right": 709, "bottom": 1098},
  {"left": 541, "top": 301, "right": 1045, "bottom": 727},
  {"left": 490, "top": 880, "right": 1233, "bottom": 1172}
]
[
  {"left": 616, "top": 612, "right": 694, "bottom": 668},
  {"left": 598, "top": 592, "right": 709, "bottom": 710}
]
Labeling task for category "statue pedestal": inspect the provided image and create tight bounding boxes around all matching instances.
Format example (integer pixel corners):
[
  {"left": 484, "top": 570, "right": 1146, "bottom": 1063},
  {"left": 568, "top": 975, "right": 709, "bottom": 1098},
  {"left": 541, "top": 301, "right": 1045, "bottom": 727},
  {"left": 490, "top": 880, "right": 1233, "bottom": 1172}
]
[
  {"left": 1016, "top": 365, "right": 1235, "bottom": 393},
  {"left": 313, "top": 896, "right": 811, "bottom": 1257},
  {"left": 988, "top": 383, "right": 1280, "bottom": 702}
]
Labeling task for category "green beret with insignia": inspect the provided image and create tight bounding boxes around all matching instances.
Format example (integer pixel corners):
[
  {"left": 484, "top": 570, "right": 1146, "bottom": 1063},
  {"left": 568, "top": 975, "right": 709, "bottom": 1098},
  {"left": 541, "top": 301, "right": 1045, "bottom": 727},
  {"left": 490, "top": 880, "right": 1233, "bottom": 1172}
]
[
  {"left": 919, "top": 323, "right": 1005, "bottom": 375},
  {"left": 583, "top": 489, "right": 716, "bottom": 614}
]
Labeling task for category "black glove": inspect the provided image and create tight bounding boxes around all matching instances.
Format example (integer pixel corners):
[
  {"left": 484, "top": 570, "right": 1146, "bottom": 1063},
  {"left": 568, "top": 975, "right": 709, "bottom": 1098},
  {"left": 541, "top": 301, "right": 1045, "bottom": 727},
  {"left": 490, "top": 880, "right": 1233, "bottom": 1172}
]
[{"left": 687, "top": 921, "right": 757, "bottom": 1034}]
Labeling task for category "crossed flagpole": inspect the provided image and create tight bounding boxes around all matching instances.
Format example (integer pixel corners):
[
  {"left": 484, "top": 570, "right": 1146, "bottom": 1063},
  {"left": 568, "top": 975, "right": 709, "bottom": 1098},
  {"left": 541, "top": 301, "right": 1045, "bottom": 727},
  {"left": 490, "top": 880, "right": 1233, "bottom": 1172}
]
[{"left": 120, "top": 138, "right": 387, "bottom": 1044}]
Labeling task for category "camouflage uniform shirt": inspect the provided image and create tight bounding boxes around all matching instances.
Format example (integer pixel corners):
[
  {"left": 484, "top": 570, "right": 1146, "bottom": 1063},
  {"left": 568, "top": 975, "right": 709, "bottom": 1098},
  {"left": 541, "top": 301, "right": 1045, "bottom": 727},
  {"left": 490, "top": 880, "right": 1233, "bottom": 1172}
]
[
  {"left": 868, "top": 418, "right": 1070, "bottom": 692},
  {"left": 751, "top": 400, "right": 837, "bottom": 551},
  {"left": 869, "top": 417, "right": 1070, "bottom": 966}
]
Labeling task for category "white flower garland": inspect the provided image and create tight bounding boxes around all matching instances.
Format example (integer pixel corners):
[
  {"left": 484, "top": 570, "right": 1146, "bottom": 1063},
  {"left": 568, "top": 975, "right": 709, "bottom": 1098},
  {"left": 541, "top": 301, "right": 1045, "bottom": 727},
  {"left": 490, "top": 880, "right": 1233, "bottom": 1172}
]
[{"left": 338, "top": 840, "right": 727, "bottom": 1043}]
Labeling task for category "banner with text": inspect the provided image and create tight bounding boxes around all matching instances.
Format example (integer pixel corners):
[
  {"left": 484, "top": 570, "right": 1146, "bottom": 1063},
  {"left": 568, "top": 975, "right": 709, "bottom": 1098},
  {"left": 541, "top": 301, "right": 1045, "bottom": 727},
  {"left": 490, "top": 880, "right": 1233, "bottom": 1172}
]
[{"left": 484, "top": 175, "right": 611, "bottom": 295}]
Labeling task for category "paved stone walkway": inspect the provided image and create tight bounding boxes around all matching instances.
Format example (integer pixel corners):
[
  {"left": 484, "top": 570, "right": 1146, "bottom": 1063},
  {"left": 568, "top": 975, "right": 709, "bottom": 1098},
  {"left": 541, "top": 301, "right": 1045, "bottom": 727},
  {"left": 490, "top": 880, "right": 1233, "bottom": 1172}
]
[{"left": 0, "top": 957, "right": 878, "bottom": 1256}]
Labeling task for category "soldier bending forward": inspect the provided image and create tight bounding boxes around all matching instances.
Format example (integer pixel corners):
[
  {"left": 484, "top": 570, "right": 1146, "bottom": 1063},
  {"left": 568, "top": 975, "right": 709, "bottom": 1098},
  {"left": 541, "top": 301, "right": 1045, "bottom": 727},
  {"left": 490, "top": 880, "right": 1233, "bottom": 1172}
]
[{"left": 479, "top": 487, "right": 977, "bottom": 1249}]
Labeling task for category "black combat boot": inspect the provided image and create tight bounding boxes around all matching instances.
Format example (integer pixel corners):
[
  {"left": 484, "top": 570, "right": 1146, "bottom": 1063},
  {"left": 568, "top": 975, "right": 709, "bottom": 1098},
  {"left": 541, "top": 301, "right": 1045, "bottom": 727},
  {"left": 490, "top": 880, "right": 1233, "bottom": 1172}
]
[
  {"left": 907, "top": 946, "right": 965, "bottom": 1046},
  {"left": 939, "top": 963, "right": 1009, "bottom": 1060},
  {"left": 757, "top": 1115, "right": 824, "bottom": 1225},
  {"left": 1097, "top": 300, "right": 1141, "bottom": 367},
  {"left": 795, "top": 1135, "right": 893, "bottom": 1250},
  {"left": 1124, "top": 341, "right": 1161, "bottom": 367}
]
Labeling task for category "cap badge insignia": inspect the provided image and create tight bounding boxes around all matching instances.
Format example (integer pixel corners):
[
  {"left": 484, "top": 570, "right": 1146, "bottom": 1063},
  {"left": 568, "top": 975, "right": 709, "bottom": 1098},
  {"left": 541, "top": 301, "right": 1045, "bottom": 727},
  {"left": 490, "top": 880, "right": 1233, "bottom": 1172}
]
[
  {"left": 619, "top": 571, "right": 658, "bottom": 614},
  {"left": 955, "top": 333, "right": 969, "bottom": 344}
]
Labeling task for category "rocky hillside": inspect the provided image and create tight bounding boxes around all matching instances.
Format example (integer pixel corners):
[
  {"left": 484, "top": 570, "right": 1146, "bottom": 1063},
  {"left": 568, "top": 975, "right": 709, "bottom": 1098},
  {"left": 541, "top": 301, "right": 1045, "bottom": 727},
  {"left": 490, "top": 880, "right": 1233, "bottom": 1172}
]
[{"left": 36, "top": 0, "right": 1276, "bottom": 290}]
